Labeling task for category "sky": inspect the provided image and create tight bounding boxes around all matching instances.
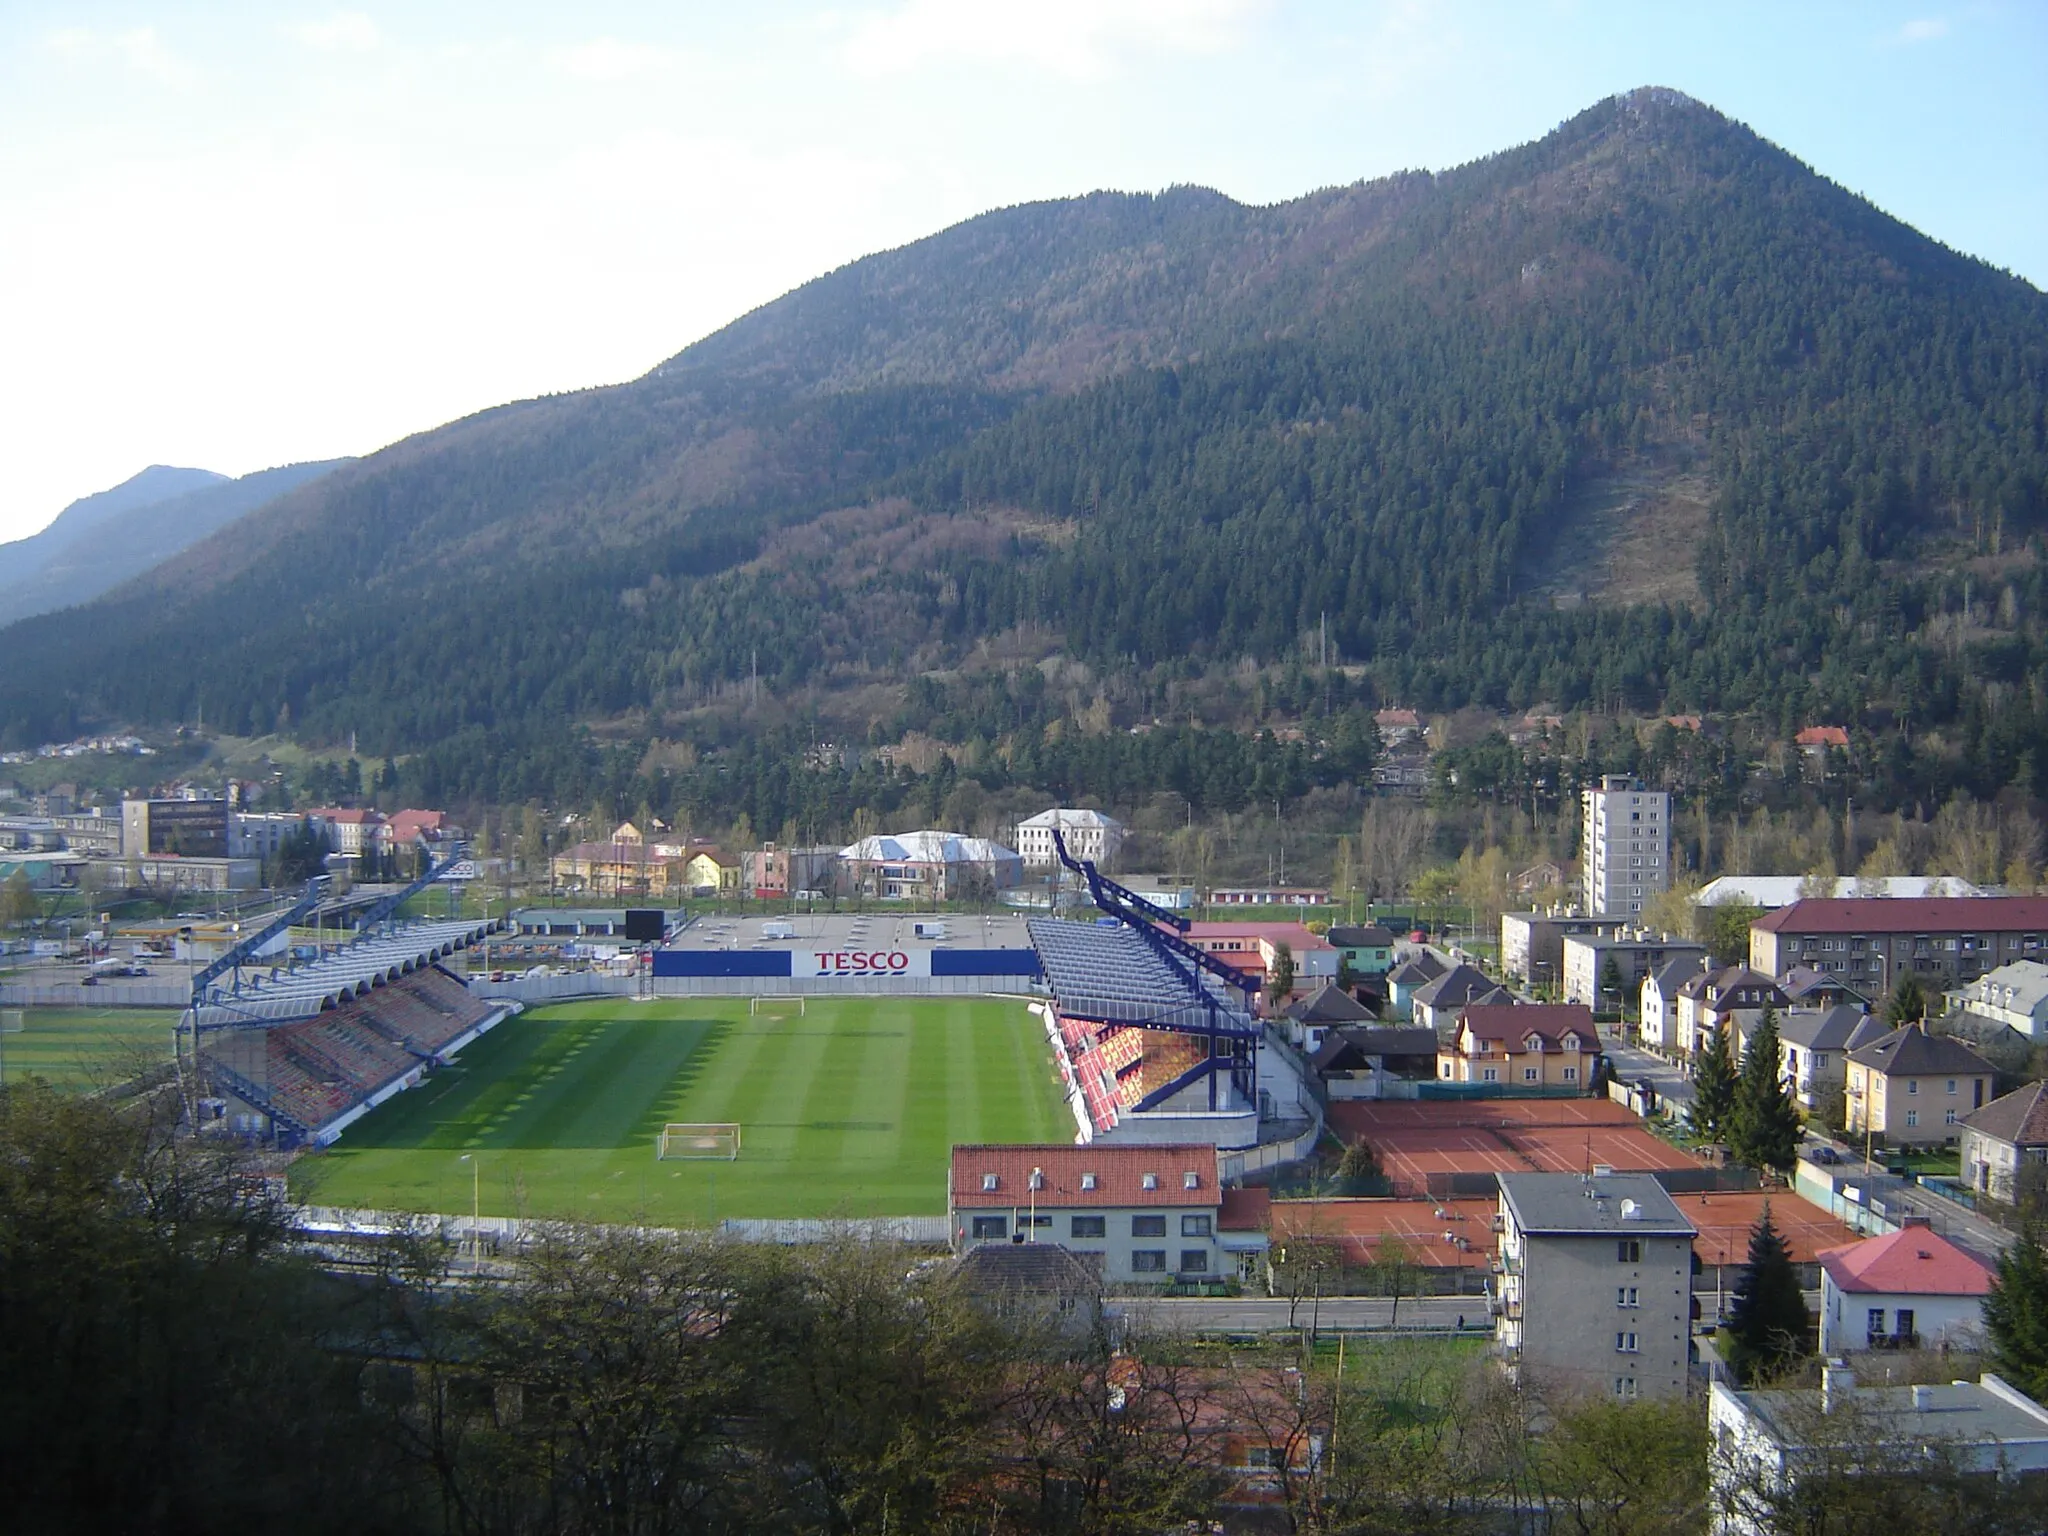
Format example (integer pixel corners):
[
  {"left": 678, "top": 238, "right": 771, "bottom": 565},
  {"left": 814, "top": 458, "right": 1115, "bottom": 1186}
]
[{"left": 1, "top": 1, "right": 2043, "bottom": 543}]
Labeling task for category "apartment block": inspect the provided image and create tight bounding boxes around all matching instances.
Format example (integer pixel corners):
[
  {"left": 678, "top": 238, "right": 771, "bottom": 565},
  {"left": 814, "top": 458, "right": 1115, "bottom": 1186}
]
[{"left": 1581, "top": 776, "right": 1669, "bottom": 918}]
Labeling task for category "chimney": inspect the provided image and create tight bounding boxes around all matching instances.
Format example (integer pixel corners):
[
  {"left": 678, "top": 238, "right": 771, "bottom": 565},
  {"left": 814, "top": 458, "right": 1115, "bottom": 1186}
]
[{"left": 1822, "top": 1362, "right": 1855, "bottom": 1413}]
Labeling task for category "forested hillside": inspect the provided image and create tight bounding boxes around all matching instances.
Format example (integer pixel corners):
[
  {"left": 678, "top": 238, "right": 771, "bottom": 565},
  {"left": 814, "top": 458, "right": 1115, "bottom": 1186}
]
[{"left": 0, "top": 88, "right": 2042, "bottom": 821}]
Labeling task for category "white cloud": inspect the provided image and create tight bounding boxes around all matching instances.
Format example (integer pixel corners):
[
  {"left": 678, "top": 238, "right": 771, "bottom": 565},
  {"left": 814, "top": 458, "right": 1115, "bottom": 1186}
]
[
  {"left": 43, "top": 25, "right": 196, "bottom": 85},
  {"left": 559, "top": 38, "right": 685, "bottom": 83},
  {"left": 841, "top": 0, "right": 1261, "bottom": 82},
  {"left": 1896, "top": 17, "right": 1949, "bottom": 43},
  {"left": 291, "top": 12, "right": 383, "bottom": 53}
]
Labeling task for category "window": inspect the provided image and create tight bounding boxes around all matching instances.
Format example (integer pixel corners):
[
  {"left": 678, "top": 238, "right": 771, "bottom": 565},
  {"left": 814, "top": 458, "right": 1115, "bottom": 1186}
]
[
  {"left": 1141, "top": 1174, "right": 1159, "bottom": 1191},
  {"left": 1614, "top": 1377, "right": 1638, "bottom": 1400},
  {"left": 1617, "top": 1240, "right": 1642, "bottom": 1263},
  {"left": 1563, "top": 1066, "right": 1579, "bottom": 1083},
  {"left": 1946, "top": 1109, "right": 1959, "bottom": 1125},
  {"left": 981, "top": 1173, "right": 999, "bottom": 1192},
  {"left": 971, "top": 1216, "right": 1007, "bottom": 1240},
  {"left": 1132, "top": 1214, "right": 1167, "bottom": 1237},
  {"left": 1908, "top": 1080, "right": 1918, "bottom": 1095},
  {"left": 1905, "top": 1110, "right": 1919, "bottom": 1128},
  {"left": 1617, "top": 1286, "right": 1639, "bottom": 1308},
  {"left": 1182, "top": 1215, "right": 1212, "bottom": 1237},
  {"left": 1183, "top": 1170, "right": 1200, "bottom": 1190},
  {"left": 1080, "top": 1173, "right": 1097, "bottom": 1191},
  {"left": 1071, "top": 1215, "right": 1106, "bottom": 1239},
  {"left": 1897, "top": 1308, "right": 1915, "bottom": 1338},
  {"left": 1245, "top": 1446, "right": 1283, "bottom": 1471},
  {"left": 1131, "top": 1251, "right": 1167, "bottom": 1273},
  {"left": 1868, "top": 1308, "right": 1886, "bottom": 1339},
  {"left": 1523, "top": 1067, "right": 1539, "bottom": 1082},
  {"left": 1815, "top": 1054, "right": 1828, "bottom": 1069},
  {"left": 1180, "top": 1250, "right": 1210, "bottom": 1274},
  {"left": 1483, "top": 1067, "right": 1499, "bottom": 1083},
  {"left": 1947, "top": 1079, "right": 1957, "bottom": 1095},
  {"left": 1615, "top": 1332, "right": 1639, "bottom": 1353}
]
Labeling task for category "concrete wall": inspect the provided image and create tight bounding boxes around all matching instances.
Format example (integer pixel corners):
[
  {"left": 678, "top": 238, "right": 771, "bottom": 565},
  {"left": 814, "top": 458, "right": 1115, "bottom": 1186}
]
[{"left": 1500, "top": 1220, "right": 1691, "bottom": 1399}]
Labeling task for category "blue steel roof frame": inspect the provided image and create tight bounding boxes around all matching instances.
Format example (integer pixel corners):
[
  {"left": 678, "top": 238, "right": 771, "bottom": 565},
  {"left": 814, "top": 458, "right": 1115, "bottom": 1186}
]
[{"left": 1051, "top": 830, "right": 1258, "bottom": 1004}]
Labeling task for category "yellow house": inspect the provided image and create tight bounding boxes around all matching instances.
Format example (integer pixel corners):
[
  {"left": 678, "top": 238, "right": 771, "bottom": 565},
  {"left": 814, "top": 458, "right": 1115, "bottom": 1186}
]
[
  {"left": 1438, "top": 1004, "right": 1601, "bottom": 1089},
  {"left": 681, "top": 849, "right": 741, "bottom": 895},
  {"left": 1844, "top": 1022, "right": 1995, "bottom": 1147}
]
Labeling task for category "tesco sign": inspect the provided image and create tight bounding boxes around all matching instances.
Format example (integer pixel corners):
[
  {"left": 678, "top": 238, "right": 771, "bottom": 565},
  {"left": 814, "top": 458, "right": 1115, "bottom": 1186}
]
[{"left": 800, "top": 948, "right": 930, "bottom": 978}]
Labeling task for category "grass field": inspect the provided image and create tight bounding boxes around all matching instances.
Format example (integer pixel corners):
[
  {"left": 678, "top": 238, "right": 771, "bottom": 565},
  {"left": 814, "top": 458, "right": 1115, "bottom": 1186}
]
[
  {"left": 0, "top": 1007, "right": 176, "bottom": 1091},
  {"left": 293, "top": 997, "right": 1070, "bottom": 1224}
]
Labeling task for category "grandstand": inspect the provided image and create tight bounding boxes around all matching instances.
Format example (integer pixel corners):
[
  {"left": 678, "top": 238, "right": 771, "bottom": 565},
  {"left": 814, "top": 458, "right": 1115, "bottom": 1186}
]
[
  {"left": 1029, "top": 833, "right": 1273, "bottom": 1146},
  {"left": 190, "top": 917, "right": 501, "bottom": 1027}
]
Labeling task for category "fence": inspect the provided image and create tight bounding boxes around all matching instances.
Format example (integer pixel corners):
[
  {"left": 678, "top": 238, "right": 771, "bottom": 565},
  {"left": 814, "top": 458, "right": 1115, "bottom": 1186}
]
[
  {"left": 0, "top": 982, "right": 189, "bottom": 1008},
  {"left": 472, "top": 973, "right": 1047, "bottom": 1006}
]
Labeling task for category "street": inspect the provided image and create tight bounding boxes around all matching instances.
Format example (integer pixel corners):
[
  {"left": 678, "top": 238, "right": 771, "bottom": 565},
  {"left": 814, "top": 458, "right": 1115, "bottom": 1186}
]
[
  {"left": 1113, "top": 1294, "right": 1486, "bottom": 1334},
  {"left": 1605, "top": 1040, "right": 1694, "bottom": 1108}
]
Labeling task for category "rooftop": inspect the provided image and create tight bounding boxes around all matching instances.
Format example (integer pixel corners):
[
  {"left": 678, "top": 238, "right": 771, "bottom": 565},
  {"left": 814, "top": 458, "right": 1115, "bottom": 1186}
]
[
  {"left": 1776, "top": 1004, "right": 1872, "bottom": 1052},
  {"left": 950, "top": 1144, "right": 1222, "bottom": 1210},
  {"left": 1961, "top": 1080, "right": 2048, "bottom": 1150},
  {"left": 1754, "top": 896, "right": 2048, "bottom": 935},
  {"left": 1847, "top": 1022, "right": 1996, "bottom": 1078},
  {"left": 1817, "top": 1223, "right": 1994, "bottom": 1297},
  {"left": 1498, "top": 1172, "right": 1697, "bottom": 1237},
  {"left": 1456, "top": 1003, "right": 1599, "bottom": 1050},
  {"left": 841, "top": 830, "right": 1020, "bottom": 863},
  {"left": 1694, "top": 875, "right": 1985, "bottom": 909},
  {"left": 1729, "top": 1374, "right": 2048, "bottom": 1452}
]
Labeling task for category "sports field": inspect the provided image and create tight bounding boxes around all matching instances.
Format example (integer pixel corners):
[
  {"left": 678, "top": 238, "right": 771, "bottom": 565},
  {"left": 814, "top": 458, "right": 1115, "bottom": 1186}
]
[
  {"left": 0, "top": 1007, "right": 177, "bottom": 1091},
  {"left": 293, "top": 996, "right": 1071, "bottom": 1224}
]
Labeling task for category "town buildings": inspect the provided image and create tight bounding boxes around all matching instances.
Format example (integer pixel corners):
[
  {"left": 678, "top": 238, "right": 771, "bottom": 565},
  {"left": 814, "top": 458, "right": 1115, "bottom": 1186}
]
[
  {"left": 1675, "top": 966, "right": 1790, "bottom": 1057},
  {"left": 1438, "top": 1004, "right": 1600, "bottom": 1088},
  {"left": 1772, "top": 1005, "right": 1879, "bottom": 1111},
  {"left": 1640, "top": 957, "right": 1709, "bottom": 1053},
  {"left": 947, "top": 1144, "right": 1268, "bottom": 1286},
  {"left": 1580, "top": 775, "right": 1669, "bottom": 918},
  {"left": 1560, "top": 929, "right": 1709, "bottom": 1008},
  {"left": 1014, "top": 808, "right": 1126, "bottom": 870},
  {"left": 1494, "top": 1171, "right": 1695, "bottom": 1400},
  {"left": 1410, "top": 964, "right": 1511, "bottom": 1033},
  {"left": 1500, "top": 909, "right": 1627, "bottom": 989},
  {"left": 1960, "top": 1080, "right": 2048, "bottom": 1202},
  {"left": 1325, "top": 923, "right": 1397, "bottom": 977},
  {"left": 1749, "top": 896, "right": 2048, "bottom": 990},
  {"left": 1816, "top": 1219, "right": 1991, "bottom": 1354},
  {"left": 1951, "top": 959, "right": 2048, "bottom": 1038},
  {"left": 838, "top": 830, "right": 1022, "bottom": 900},
  {"left": 1844, "top": 1023, "right": 1996, "bottom": 1147},
  {"left": 1693, "top": 874, "right": 1982, "bottom": 910}
]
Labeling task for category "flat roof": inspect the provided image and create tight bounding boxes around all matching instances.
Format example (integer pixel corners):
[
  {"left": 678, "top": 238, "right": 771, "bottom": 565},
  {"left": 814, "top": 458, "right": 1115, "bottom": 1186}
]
[
  {"left": 1737, "top": 1376, "right": 2048, "bottom": 1449},
  {"left": 664, "top": 910, "right": 1034, "bottom": 951},
  {"left": 1499, "top": 1172, "right": 1697, "bottom": 1237}
]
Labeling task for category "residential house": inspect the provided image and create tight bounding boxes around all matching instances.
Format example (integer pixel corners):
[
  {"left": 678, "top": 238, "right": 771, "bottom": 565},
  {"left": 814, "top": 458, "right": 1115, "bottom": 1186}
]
[
  {"left": 1641, "top": 956, "right": 1710, "bottom": 1054},
  {"left": 1014, "top": 808, "right": 1126, "bottom": 870},
  {"left": 1325, "top": 923, "right": 1397, "bottom": 978},
  {"left": 1960, "top": 1080, "right": 2048, "bottom": 1202},
  {"left": 947, "top": 1143, "right": 1268, "bottom": 1286},
  {"left": 1844, "top": 1023, "right": 1996, "bottom": 1147},
  {"left": 1708, "top": 1371, "right": 2048, "bottom": 1536},
  {"left": 1208, "top": 885, "right": 1331, "bottom": 907},
  {"left": 1374, "top": 707, "right": 1422, "bottom": 744},
  {"left": 1311, "top": 1025, "right": 1439, "bottom": 1099},
  {"left": 1749, "top": 896, "right": 2048, "bottom": 991},
  {"left": 1386, "top": 951, "right": 1448, "bottom": 1018},
  {"left": 1412, "top": 964, "right": 1512, "bottom": 1035},
  {"left": 950, "top": 1242, "right": 1104, "bottom": 1331},
  {"left": 1816, "top": 1218, "right": 1992, "bottom": 1353},
  {"left": 1510, "top": 860, "right": 1568, "bottom": 897},
  {"left": 740, "top": 842, "right": 840, "bottom": 900},
  {"left": 1676, "top": 966, "right": 1791, "bottom": 1057},
  {"left": 552, "top": 830, "right": 682, "bottom": 897},
  {"left": 1184, "top": 922, "right": 1337, "bottom": 997},
  {"left": 1494, "top": 1171, "right": 1695, "bottom": 1400},
  {"left": 1561, "top": 930, "right": 1710, "bottom": 1009},
  {"left": 840, "top": 830, "right": 1022, "bottom": 900},
  {"left": 680, "top": 848, "right": 742, "bottom": 895},
  {"left": 1439, "top": 1004, "right": 1600, "bottom": 1089},
  {"left": 1772, "top": 1005, "right": 1881, "bottom": 1112},
  {"left": 1951, "top": 960, "right": 2048, "bottom": 1039},
  {"left": 1779, "top": 965, "right": 1870, "bottom": 1012},
  {"left": 1795, "top": 725, "right": 1851, "bottom": 766},
  {"left": 1281, "top": 980, "right": 1374, "bottom": 1054}
]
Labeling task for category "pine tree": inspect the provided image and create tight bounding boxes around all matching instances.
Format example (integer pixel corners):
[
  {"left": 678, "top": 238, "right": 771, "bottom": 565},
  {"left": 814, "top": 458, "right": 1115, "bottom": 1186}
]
[
  {"left": 1729, "top": 1004, "right": 1802, "bottom": 1173},
  {"left": 1883, "top": 972, "right": 1928, "bottom": 1028},
  {"left": 1690, "top": 1020, "right": 1738, "bottom": 1142},
  {"left": 1984, "top": 1227, "right": 2048, "bottom": 1403},
  {"left": 1721, "top": 1202, "right": 1810, "bottom": 1385}
]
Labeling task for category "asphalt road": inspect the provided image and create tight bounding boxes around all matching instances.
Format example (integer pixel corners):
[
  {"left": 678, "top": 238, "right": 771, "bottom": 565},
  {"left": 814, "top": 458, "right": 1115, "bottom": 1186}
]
[{"left": 1604, "top": 1041, "right": 1695, "bottom": 1108}]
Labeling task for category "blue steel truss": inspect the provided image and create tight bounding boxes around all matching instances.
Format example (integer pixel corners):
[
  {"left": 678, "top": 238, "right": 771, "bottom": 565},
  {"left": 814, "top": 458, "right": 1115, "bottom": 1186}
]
[
  {"left": 352, "top": 843, "right": 471, "bottom": 932},
  {"left": 190, "top": 876, "right": 331, "bottom": 1006}
]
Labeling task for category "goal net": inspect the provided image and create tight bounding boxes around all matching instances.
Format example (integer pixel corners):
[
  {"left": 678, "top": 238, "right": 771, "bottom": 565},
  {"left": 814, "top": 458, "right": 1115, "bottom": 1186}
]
[
  {"left": 749, "top": 996, "right": 805, "bottom": 1017},
  {"left": 657, "top": 1123, "right": 741, "bottom": 1161}
]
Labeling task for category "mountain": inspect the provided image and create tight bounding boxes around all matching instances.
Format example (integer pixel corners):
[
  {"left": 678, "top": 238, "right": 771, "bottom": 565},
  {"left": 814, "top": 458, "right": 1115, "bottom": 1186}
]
[
  {"left": 0, "top": 465, "right": 227, "bottom": 591},
  {"left": 0, "top": 461, "right": 347, "bottom": 628},
  {"left": 0, "top": 88, "right": 2042, "bottom": 818}
]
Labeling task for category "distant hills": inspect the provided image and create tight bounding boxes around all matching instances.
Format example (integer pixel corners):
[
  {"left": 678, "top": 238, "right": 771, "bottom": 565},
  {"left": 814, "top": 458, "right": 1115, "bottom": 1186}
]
[
  {"left": 0, "top": 88, "right": 2041, "bottom": 813},
  {"left": 0, "top": 461, "right": 345, "bottom": 628}
]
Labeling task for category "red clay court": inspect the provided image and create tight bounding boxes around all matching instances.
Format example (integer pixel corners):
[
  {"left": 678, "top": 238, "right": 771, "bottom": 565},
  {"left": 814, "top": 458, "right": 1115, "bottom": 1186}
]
[{"left": 1327, "top": 1097, "right": 1697, "bottom": 1194}]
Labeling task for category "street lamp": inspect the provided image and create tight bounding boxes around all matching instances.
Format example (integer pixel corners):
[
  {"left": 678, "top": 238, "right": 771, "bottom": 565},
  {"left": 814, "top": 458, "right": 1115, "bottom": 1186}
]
[{"left": 458, "top": 1153, "right": 480, "bottom": 1271}]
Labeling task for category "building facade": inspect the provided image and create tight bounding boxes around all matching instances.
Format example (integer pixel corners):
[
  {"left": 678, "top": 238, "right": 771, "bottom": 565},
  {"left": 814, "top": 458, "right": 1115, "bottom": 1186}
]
[
  {"left": 1494, "top": 1172, "right": 1695, "bottom": 1400},
  {"left": 1959, "top": 1080, "right": 2048, "bottom": 1202},
  {"left": 1561, "top": 930, "right": 1710, "bottom": 1008},
  {"left": 1501, "top": 909, "right": 1628, "bottom": 988},
  {"left": 1014, "top": 808, "right": 1127, "bottom": 870},
  {"left": 1439, "top": 1004, "right": 1600, "bottom": 1088},
  {"left": 1580, "top": 776, "right": 1669, "bottom": 918},
  {"left": 1816, "top": 1220, "right": 1991, "bottom": 1353},
  {"left": 1749, "top": 897, "right": 2048, "bottom": 991},
  {"left": 948, "top": 1143, "right": 1267, "bottom": 1285},
  {"left": 1844, "top": 1023, "right": 1996, "bottom": 1147},
  {"left": 841, "top": 831, "right": 1023, "bottom": 900}
]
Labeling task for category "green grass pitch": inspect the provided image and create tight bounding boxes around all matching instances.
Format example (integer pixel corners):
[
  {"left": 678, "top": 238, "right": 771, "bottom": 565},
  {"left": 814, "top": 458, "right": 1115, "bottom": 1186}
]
[
  {"left": 0, "top": 1008, "right": 177, "bottom": 1092},
  {"left": 292, "top": 996, "right": 1071, "bottom": 1224}
]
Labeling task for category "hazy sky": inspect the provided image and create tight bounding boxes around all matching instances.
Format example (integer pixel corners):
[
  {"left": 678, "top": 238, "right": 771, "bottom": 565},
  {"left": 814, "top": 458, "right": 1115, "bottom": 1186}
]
[{"left": 1, "top": 0, "right": 2043, "bottom": 542}]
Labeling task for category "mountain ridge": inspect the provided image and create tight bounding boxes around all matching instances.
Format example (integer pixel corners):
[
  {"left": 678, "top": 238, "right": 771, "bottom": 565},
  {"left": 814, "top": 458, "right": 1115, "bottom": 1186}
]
[{"left": 0, "top": 89, "right": 2041, "bottom": 815}]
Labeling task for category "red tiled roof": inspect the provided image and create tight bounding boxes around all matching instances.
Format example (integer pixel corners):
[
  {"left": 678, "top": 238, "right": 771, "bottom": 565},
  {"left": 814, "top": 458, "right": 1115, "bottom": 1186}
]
[
  {"left": 1219, "top": 1187, "right": 1271, "bottom": 1232},
  {"left": 950, "top": 1144, "right": 1220, "bottom": 1209},
  {"left": 1455, "top": 1004, "right": 1599, "bottom": 1051},
  {"left": 1817, "top": 1226, "right": 1994, "bottom": 1297},
  {"left": 1753, "top": 897, "right": 2048, "bottom": 935},
  {"left": 1184, "top": 922, "right": 1335, "bottom": 949},
  {"left": 1796, "top": 726, "right": 1850, "bottom": 747}
]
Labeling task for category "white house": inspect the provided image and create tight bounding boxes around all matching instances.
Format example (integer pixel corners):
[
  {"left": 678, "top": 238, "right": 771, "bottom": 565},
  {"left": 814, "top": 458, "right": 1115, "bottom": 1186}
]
[
  {"left": 1015, "top": 809, "right": 1127, "bottom": 871},
  {"left": 1951, "top": 959, "right": 2048, "bottom": 1038},
  {"left": 1641, "top": 956, "right": 1709, "bottom": 1053},
  {"left": 1816, "top": 1218, "right": 1992, "bottom": 1354},
  {"left": 1960, "top": 1080, "right": 2048, "bottom": 1202}
]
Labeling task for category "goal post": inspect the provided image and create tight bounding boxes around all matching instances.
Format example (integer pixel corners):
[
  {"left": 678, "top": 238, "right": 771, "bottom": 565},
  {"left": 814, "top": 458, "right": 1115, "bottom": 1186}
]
[
  {"left": 749, "top": 995, "right": 805, "bottom": 1018},
  {"left": 657, "top": 1122, "right": 741, "bottom": 1161}
]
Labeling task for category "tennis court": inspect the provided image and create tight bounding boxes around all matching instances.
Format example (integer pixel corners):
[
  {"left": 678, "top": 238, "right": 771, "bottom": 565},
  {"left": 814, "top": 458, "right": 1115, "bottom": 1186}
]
[{"left": 1328, "top": 1097, "right": 1697, "bottom": 1193}]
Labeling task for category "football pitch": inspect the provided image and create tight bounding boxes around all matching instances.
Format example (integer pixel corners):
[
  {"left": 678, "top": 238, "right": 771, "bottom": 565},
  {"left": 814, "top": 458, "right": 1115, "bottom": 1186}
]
[
  {"left": 0, "top": 1008, "right": 177, "bottom": 1092},
  {"left": 293, "top": 996, "right": 1071, "bottom": 1224}
]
